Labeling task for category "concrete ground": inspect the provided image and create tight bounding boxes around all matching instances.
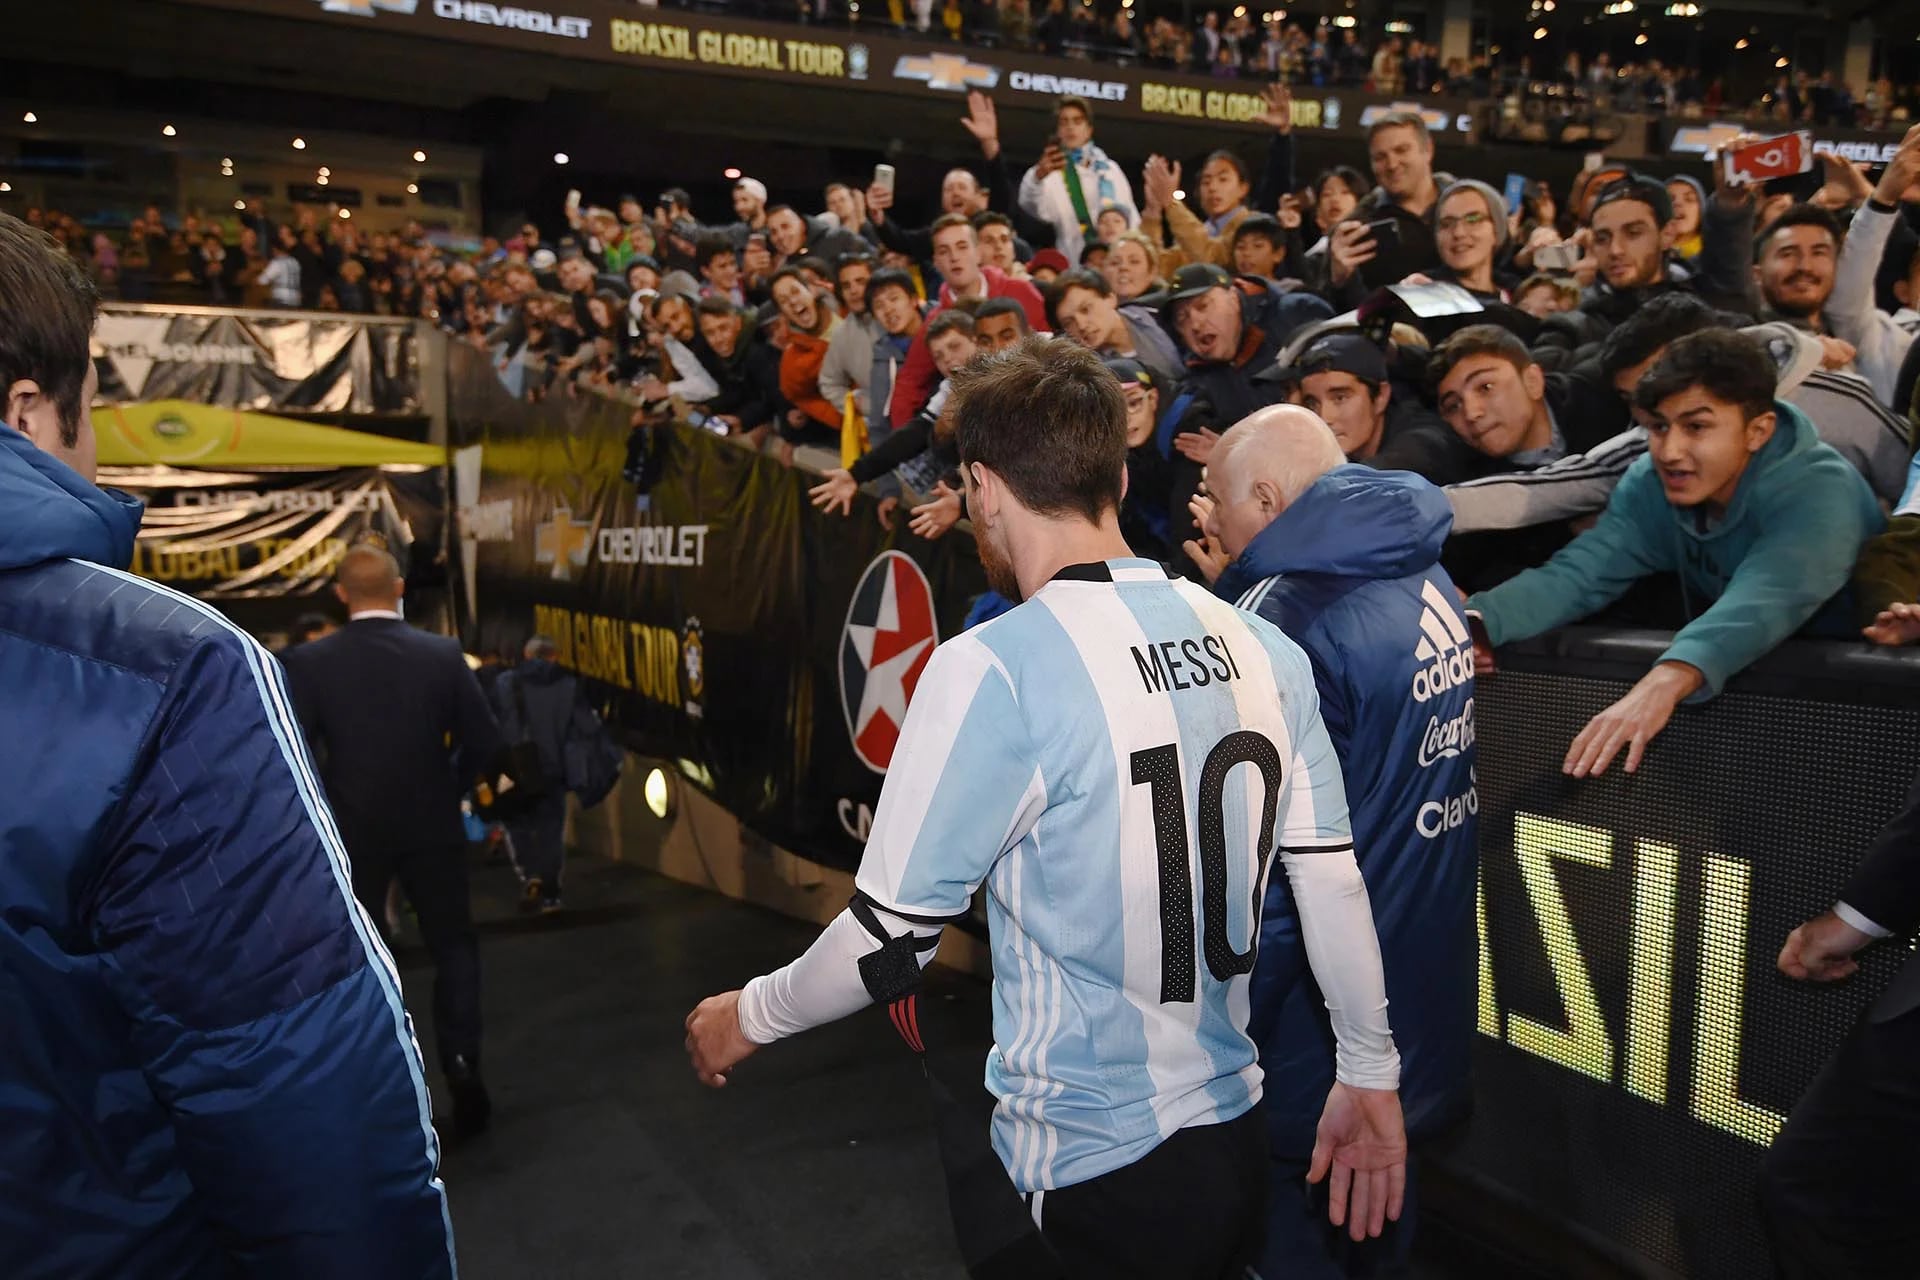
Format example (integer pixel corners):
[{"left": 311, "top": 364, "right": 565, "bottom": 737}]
[{"left": 397, "top": 846, "right": 1536, "bottom": 1279}]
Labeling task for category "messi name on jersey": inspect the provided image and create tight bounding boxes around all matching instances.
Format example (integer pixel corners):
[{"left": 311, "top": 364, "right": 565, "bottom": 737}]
[{"left": 1129, "top": 634, "right": 1244, "bottom": 694}]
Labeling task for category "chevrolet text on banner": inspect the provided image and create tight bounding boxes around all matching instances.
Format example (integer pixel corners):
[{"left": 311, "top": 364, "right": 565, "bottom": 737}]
[
  {"left": 178, "top": 0, "right": 1477, "bottom": 141},
  {"left": 458, "top": 347, "right": 1920, "bottom": 1280}
]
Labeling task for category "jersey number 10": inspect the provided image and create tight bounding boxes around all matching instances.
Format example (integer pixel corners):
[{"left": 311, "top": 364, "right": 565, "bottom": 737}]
[{"left": 1130, "top": 731, "right": 1284, "bottom": 1005}]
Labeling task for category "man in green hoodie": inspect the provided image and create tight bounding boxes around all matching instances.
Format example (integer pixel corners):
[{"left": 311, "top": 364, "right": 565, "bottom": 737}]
[{"left": 1466, "top": 327, "right": 1882, "bottom": 777}]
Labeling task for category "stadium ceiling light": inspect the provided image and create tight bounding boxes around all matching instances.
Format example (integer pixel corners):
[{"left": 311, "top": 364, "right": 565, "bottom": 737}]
[
  {"left": 644, "top": 768, "right": 672, "bottom": 820},
  {"left": 1775, "top": 55, "right": 1789, "bottom": 67},
  {"left": 724, "top": 166, "right": 742, "bottom": 179},
  {"left": 292, "top": 137, "right": 306, "bottom": 149},
  {"left": 318, "top": 166, "right": 331, "bottom": 177},
  {"left": 0, "top": 182, "right": 10, "bottom": 193},
  {"left": 233, "top": 199, "right": 246, "bottom": 210},
  {"left": 1542, "top": 0, "right": 1554, "bottom": 9},
  {"left": 1233, "top": 5, "right": 1246, "bottom": 16},
  {"left": 1533, "top": 26, "right": 1547, "bottom": 39},
  {"left": 554, "top": 152, "right": 570, "bottom": 165},
  {"left": 1734, "top": 37, "right": 1748, "bottom": 49},
  {"left": 413, "top": 149, "right": 427, "bottom": 163},
  {"left": 221, "top": 156, "right": 233, "bottom": 166},
  {"left": 1172, "top": 188, "right": 1186, "bottom": 200},
  {"left": 21, "top": 111, "right": 35, "bottom": 123},
  {"left": 407, "top": 182, "right": 419, "bottom": 194},
  {"left": 162, "top": 124, "right": 176, "bottom": 137},
  {"left": 338, "top": 208, "right": 351, "bottom": 219},
  {"left": 1635, "top": 32, "right": 1649, "bottom": 43},
  {"left": 316, "top": 175, "right": 328, "bottom": 186}
]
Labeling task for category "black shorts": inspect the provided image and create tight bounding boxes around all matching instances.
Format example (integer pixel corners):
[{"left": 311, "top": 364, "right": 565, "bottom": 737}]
[{"left": 1027, "top": 1106, "right": 1268, "bottom": 1280}]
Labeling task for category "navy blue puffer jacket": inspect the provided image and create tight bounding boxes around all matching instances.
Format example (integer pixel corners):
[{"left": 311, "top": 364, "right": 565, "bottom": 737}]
[
  {"left": 0, "top": 424, "right": 455, "bottom": 1278},
  {"left": 1215, "top": 464, "right": 1479, "bottom": 1159}
]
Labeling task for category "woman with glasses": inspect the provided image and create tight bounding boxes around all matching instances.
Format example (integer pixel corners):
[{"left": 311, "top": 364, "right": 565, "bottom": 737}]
[{"left": 1422, "top": 179, "right": 1520, "bottom": 304}]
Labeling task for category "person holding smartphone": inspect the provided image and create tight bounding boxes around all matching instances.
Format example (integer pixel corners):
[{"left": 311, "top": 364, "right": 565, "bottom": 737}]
[{"left": 1314, "top": 111, "right": 1446, "bottom": 306}]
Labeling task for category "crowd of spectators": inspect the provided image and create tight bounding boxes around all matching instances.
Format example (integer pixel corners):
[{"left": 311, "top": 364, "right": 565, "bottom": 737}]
[{"left": 31, "top": 57, "right": 1920, "bottom": 741}]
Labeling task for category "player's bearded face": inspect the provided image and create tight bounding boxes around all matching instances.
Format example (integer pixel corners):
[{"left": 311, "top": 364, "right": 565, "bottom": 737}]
[{"left": 965, "top": 465, "right": 1023, "bottom": 602}]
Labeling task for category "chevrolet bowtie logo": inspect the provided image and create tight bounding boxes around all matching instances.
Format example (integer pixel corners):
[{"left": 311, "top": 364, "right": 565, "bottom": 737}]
[
  {"left": 320, "top": 0, "right": 419, "bottom": 14},
  {"left": 534, "top": 505, "right": 594, "bottom": 580},
  {"left": 893, "top": 52, "right": 999, "bottom": 93}
]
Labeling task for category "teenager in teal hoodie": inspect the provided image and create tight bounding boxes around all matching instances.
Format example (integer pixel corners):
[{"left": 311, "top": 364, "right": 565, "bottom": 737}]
[{"left": 1467, "top": 328, "right": 1883, "bottom": 777}]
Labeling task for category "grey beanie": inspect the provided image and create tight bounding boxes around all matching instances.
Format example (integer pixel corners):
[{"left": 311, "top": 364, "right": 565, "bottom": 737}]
[{"left": 1433, "top": 178, "right": 1510, "bottom": 250}]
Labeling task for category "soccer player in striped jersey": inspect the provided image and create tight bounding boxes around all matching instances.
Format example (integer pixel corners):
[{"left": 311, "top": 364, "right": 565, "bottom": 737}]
[{"left": 686, "top": 336, "right": 1406, "bottom": 1278}]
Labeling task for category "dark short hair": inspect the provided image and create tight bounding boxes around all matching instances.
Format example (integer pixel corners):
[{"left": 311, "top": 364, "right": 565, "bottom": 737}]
[
  {"left": 951, "top": 336, "right": 1125, "bottom": 522},
  {"left": 1633, "top": 328, "right": 1777, "bottom": 422},
  {"left": 1754, "top": 202, "right": 1844, "bottom": 262},
  {"left": 1231, "top": 213, "right": 1285, "bottom": 248},
  {"left": 1056, "top": 94, "right": 1094, "bottom": 126},
  {"left": 1203, "top": 149, "right": 1250, "bottom": 186},
  {"left": 1315, "top": 166, "right": 1368, "bottom": 202},
  {"left": 1366, "top": 110, "right": 1430, "bottom": 147},
  {"left": 1079, "top": 240, "right": 1109, "bottom": 265},
  {"left": 694, "top": 295, "right": 739, "bottom": 320},
  {"left": 930, "top": 212, "right": 975, "bottom": 239},
  {"left": 834, "top": 251, "right": 875, "bottom": 278},
  {"left": 865, "top": 267, "right": 917, "bottom": 304},
  {"left": 1427, "top": 323, "right": 1535, "bottom": 393},
  {"left": 927, "top": 308, "right": 979, "bottom": 343},
  {"left": 0, "top": 212, "right": 99, "bottom": 446},
  {"left": 765, "top": 203, "right": 799, "bottom": 221},
  {"left": 971, "top": 210, "right": 1014, "bottom": 233},
  {"left": 1054, "top": 266, "right": 1113, "bottom": 298},
  {"left": 1597, "top": 291, "right": 1720, "bottom": 382},
  {"left": 695, "top": 235, "right": 735, "bottom": 270},
  {"left": 974, "top": 297, "right": 1031, "bottom": 332},
  {"left": 768, "top": 264, "right": 811, "bottom": 296}
]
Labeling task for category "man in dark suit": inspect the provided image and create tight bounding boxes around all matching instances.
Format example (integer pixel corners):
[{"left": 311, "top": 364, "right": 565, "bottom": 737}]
[
  {"left": 284, "top": 545, "right": 503, "bottom": 1138},
  {"left": 1764, "top": 777, "right": 1920, "bottom": 1276}
]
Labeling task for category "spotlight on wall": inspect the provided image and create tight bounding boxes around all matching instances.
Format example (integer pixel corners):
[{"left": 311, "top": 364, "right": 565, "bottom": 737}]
[{"left": 644, "top": 768, "right": 672, "bottom": 820}]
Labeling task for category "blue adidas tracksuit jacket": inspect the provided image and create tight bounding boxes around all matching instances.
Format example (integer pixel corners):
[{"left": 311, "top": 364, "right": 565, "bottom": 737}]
[
  {"left": 1215, "top": 464, "right": 1479, "bottom": 1160},
  {"left": 0, "top": 423, "right": 455, "bottom": 1278}
]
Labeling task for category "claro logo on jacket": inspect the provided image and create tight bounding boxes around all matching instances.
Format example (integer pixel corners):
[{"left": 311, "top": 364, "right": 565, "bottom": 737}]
[{"left": 1411, "top": 579, "right": 1474, "bottom": 704}]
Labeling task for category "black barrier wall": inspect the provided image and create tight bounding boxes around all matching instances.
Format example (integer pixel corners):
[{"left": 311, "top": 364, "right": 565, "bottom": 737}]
[{"left": 460, "top": 368, "right": 1920, "bottom": 1278}]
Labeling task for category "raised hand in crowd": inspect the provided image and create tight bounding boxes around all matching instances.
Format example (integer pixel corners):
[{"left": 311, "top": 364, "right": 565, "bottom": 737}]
[
  {"left": 1182, "top": 491, "right": 1229, "bottom": 585},
  {"left": 1172, "top": 426, "right": 1221, "bottom": 465},
  {"left": 1811, "top": 150, "right": 1874, "bottom": 211},
  {"left": 1035, "top": 137, "right": 1068, "bottom": 181},
  {"left": 1872, "top": 122, "right": 1920, "bottom": 206},
  {"left": 1863, "top": 601, "right": 1920, "bottom": 647},
  {"left": 1258, "top": 81, "right": 1293, "bottom": 134},
  {"left": 1141, "top": 154, "right": 1181, "bottom": 219},
  {"left": 864, "top": 179, "right": 895, "bottom": 224},
  {"left": 809, "top": 468, "right": 858, "bottom": 516},
  {"left": 908, "top": 482, "right": 963, "bottom": 540},
  {"left": 959, "top": 89, "right": 1000, "bottom": 161},
  {"left": 1327, "top": 219, "right": 1378, "bottom": 287}
]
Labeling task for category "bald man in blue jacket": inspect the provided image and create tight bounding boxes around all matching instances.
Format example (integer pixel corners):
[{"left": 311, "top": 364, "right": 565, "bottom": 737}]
[{"left": 1199, "top": 404, "right": 1477, "bottom": 1278}]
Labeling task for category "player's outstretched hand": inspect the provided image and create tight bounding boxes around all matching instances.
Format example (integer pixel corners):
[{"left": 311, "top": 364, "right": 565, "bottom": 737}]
[
  {"left": 686, "top": 990, "right": 758, "bottom": 1088},
  {"left": 1309, "top": 1083, "right": 1407, "bottom": 1241},
  {"left": 1863, "top": 601, "right": 1920, "bottom": 646}
]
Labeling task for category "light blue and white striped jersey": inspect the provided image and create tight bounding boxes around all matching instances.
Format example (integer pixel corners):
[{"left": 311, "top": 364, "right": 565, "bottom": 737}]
[{"left": 855, "top": 557, "right": 1353, "bottom": 1192}]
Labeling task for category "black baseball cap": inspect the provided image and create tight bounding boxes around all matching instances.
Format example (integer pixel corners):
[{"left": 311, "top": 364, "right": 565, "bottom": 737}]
[
  {"left": 1101, "top": 355, "right": 1156, "bottom": 390},
  {"left": 1261, "top": 333, "right": 1389, "bottom": 386},
  {"left": 1590, "top": 175, "right": 1673, "bottom": 227},
  {"left": 1164, "top": 262, "right": 1234, "bottom": 305}
]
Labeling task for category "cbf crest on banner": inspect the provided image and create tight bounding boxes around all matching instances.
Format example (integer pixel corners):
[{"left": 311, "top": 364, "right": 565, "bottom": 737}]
[{"left": 92, "top": 305, "right": 422, "bottom": 414}]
